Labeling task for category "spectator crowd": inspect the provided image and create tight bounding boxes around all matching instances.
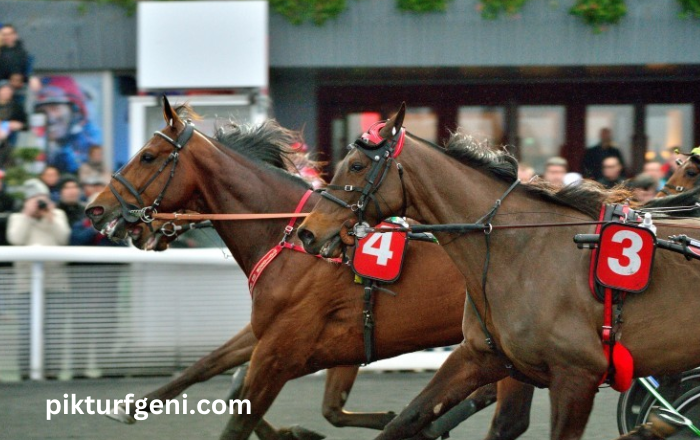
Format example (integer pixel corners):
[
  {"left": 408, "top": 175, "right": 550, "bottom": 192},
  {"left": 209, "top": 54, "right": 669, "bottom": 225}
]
[{"left": 0, "top": 23, "right": 116, "bottom": 249}]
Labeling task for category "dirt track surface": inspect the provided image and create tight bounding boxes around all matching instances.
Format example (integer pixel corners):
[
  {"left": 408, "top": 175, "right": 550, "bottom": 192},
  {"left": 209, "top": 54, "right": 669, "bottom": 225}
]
[{"left": 1, "top": 372, "right": 620, "bottom": 440}]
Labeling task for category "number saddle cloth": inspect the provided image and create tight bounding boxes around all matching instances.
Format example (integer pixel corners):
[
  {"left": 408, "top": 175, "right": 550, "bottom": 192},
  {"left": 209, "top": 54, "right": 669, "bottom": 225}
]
[{"left": 586, "top": 203, "right": 655, "bottom": 392}]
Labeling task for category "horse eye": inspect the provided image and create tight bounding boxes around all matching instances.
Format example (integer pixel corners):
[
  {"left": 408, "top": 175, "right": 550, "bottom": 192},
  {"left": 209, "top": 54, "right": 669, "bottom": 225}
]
[
  {"left": 687, "top": 170, "right": 698, "bottom": 178},
  {"left": 141, "top": 152, "right": 156, "bottom": 164},
  {"left": 350, "top": 162, "right": 365, "bottom": 172}
]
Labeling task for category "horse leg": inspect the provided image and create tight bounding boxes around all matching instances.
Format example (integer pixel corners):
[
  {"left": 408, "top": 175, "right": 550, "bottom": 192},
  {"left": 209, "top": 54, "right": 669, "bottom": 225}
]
[
  {"left": 374, "top": 343, "right": 508, "bottom": 440},
  {"left": 252, "top": 419, "right": 326, "bottom": 440},
  {"left": 218, "top": 334, "right": 318, "bottom": 440},
  {"left": 321, "top": 365, "right": 396, "bottom": 429},
  {"left": 483, "top": 378, "right": 535, "bottom": 440},
  {"left": 417, "top": 382, "right": 498, "bottom": 440},
  {"left": 108, "top": 323, "right": 256, "bottom": 424},
  {"left": 548, "top": 366, "right": 600, "bottom": 440}
]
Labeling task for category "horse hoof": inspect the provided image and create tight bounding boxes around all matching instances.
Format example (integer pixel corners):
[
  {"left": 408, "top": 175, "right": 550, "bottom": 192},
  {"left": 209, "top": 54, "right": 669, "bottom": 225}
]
[
  {"left": 647, "top": 408, "right": 684, "bottom": 439},
  {"left": 289, "top": 425, "right": 326, "bottom": 440},
  {"left": 105, "top": 404, "right": 137, "bottom": 425}
]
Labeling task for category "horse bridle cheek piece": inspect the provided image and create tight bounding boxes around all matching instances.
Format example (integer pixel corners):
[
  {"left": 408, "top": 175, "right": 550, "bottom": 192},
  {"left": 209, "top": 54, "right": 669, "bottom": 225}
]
[
  {"left": 109, "top": 122, "right": 196, "bottom": 228},
  {"left": 320, "top": 121, "right": 407, "bottom": 233}
]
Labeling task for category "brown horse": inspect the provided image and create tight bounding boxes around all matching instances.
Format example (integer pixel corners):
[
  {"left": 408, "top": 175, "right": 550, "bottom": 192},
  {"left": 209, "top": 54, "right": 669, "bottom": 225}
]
[
  {"left": 86, "top": 97, "right": 541, "bottom": 440},
  {"left": 657, "top": 152, "right": 700, "bottom": 198},
  {"left": 298, "top": 105, "right": 700, "bottom": 440}
]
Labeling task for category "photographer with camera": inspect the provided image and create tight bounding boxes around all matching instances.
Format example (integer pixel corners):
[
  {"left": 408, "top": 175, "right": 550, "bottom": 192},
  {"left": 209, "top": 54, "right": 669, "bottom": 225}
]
[{"left": 7, "top": 178, "right": 70, "bottom": 247}]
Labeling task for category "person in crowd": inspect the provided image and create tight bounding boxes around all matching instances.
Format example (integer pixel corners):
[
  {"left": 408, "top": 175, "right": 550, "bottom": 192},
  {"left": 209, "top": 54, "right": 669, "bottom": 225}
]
[
  {"left": 597, "top": 156, "right": 625, "bottom": 189},
  {"left": 542, "top": 156, "right": 568, "bottom": 188},
  {"left": 39, "top": 165, "right": 62, "bottom": 202},
  {"left": 80, "top": 174, "right": 106, "bottom": 201},
  {"left": 6, "top": 178, "right": 70, "bottom": 247},
  {"left": 56, "top": 175, "right": 85, "bottom": 226},
  {"left": 0, "top": 169, "right": 15, "bottom": 246},
  {"left": 582, "top": 127, "right": 625, "bottom": 181},
  {"left": 627, "top": 173, "right": 658, "bottom": 204},
  {"left": 34, "top": 76, "right": 102, "bottom": 174},
  {"left": 517, "top": 163, "right": 536, "bottom": 183},
  {"left": 78, "top": 145, "right": 110, "bottom": 184},
  {"left": 0, "top": 80, "right": 27, "bottom": 168},
  {"left": 0, "top": 169, "right": 14, "bottom": 213},
  {"left": 642, "top": 160, "right": 666, "bottom": 191},
  {"left": 0, "top": 24, "right": 30, "bottom": 84}
]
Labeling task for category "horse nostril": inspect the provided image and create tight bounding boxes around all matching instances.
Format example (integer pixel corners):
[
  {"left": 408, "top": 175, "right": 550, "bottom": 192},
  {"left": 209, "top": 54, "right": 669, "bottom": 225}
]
[
  {"left": 86, "top": 206, "right": 105, "bottom": 219},
  {"left": 297, "top": 227, "right": 315, "bottom": 247}
]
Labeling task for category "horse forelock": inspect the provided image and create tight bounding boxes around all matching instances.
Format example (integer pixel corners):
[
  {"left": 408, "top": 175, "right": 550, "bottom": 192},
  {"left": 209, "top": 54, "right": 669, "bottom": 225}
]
[{"left": 174, "top": 103, "right": 202, "bottom": 121}]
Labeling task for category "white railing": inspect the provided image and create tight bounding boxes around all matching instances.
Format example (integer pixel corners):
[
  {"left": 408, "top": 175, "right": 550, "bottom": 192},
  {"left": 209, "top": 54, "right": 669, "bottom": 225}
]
[
  {"left": 0, "top": 247, "right": 249, "bottom": 381},
  {"left": 0, "top": 246, "right": 452, "bottom": 381}
]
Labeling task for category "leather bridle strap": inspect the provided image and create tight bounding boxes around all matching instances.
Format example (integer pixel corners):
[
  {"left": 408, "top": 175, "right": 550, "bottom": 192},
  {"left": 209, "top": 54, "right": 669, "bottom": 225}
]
[{"left": 109, "top": 122, "right": 195, "bottom": 225}]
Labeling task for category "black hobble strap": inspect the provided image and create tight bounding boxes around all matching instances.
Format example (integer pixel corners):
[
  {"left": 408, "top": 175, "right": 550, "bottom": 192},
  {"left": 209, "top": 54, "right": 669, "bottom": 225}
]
[{"left": 362, "top": 279, "right": 377, "bottom": 365}]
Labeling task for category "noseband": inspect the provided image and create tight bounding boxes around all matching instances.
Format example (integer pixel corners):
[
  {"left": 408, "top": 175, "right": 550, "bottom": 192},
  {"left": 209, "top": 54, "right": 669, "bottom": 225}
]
[
  {"left": 660, "top": 184, "right": 686, "bottom": 196},
  {"left": 320, "top": 121, "right": 407, "bottom": 233},
  {"left": 109, "top": 122, "right": 195, "bottom": 225}
]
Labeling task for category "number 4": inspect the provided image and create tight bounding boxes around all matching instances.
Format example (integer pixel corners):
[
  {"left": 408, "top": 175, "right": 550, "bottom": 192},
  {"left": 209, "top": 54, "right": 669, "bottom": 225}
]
[{"left": 362, "top": 233, "right": 394, "bottom": 266}]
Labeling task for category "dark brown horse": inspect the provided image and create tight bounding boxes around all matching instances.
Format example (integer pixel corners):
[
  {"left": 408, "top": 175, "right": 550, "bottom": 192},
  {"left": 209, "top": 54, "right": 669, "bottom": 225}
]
[
  {"left": 86, "top": 98, "right": 540, "bottom": 440},
  {"left": 298, "top": 105, "right": 700, "bottom": 440}
]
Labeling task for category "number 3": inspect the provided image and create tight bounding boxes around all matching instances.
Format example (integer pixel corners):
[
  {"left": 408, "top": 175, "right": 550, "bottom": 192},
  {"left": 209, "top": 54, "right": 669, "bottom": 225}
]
[
  {"left": 608, "top": 230, "right": 643, "bottom": 276},
  {"left": 361, "top": 233, "right": 394, "bottom": 266}
]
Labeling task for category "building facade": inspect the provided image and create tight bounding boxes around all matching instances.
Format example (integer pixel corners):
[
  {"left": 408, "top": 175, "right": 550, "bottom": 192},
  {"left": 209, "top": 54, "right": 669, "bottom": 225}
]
[{"left": 5, "top": 0, "right": 700, "bottom": 175}]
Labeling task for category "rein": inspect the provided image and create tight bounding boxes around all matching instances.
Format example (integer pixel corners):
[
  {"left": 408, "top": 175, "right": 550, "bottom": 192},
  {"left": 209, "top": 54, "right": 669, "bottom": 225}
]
[{"left": 152, "top": 212, "right": 311, "bottom": 221}]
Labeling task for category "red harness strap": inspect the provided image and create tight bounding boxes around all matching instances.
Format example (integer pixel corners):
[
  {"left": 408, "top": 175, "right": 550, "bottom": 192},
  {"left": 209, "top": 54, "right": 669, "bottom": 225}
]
[
  {"left": 590, "top": 204, "right": 634, "bottom": 392},
  {"left": 248, "top": 190, "right": 314, "bottom": 294}
]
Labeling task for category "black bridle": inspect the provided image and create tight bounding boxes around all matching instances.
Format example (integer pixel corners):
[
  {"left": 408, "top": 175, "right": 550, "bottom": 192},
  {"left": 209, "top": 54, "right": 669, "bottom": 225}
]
[
  {"left": 109, "top": 122, "right": 195, "bottom": 225},
  {"left": 659, "top": 183, "right": 687, "bottom": 196},
  {"left": 319, "top": 121, "right": 407, "bottom": 233}
]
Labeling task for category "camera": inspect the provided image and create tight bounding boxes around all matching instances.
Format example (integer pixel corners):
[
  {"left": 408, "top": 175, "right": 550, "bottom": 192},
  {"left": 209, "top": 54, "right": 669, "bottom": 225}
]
[{"left": 37, "top": 200, "right": 48, "bottom": 210}]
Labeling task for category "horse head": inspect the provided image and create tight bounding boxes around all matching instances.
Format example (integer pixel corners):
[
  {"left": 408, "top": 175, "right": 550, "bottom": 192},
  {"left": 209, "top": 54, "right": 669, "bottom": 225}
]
[
  {"left": 298, "top": 103, "right": 407, "bottom": 257},
  {"left": 86, "top": 96, "right": 202, "bottom": 248},
  {"left": 659, "top": 150, "right": 700, "bottom": 197}
]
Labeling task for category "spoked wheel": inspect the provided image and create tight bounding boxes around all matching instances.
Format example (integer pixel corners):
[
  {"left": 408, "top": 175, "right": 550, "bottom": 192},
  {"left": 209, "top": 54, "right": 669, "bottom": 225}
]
[{"left": 617, "top": 370, "right": 700, "bottom": 434}]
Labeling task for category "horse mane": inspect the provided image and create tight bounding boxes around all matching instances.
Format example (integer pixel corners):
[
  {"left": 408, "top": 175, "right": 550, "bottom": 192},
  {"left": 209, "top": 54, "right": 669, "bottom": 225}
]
[
  {"left": 213, "top": 119, "right": 326, "bottom": 187},
  {"left": 441, "top": 132, "right": 632, "bottom": 219}
]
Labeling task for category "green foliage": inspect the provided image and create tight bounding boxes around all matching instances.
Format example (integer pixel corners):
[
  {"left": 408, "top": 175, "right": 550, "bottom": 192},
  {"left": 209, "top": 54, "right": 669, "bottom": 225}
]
[
  {"left": 397, "top": 0, "right": 453, "bottom": 13},
  {"left": 478, "top": 0, "right": 529, "bottom": 19},
  {"left": 12, "top": 148, "right": 42, "bottom": 163},
  {"left": 678, "top": 0, "right": 700, "bottom": 19},
  {"left": 5, "top": 148, "right": 42, "bottom": 187},
  {"left": 270, "top": 0, "right": 347, "bottom": 25},
  {"left": 569, "top": 0, "right": 627, "bottom": 33}
]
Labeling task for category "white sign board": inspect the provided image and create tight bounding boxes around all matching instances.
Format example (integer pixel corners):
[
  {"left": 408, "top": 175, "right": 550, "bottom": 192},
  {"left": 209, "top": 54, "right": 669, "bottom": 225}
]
[{"left": 137, "top": 1, "right": 268, "bottom": 90}]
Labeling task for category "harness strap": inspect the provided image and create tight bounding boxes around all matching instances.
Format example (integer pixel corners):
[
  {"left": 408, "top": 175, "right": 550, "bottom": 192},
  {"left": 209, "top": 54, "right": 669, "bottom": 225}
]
[
  {"left": 248, "top": 190, "right": 336, "bottom": 294},
  {"left": 363, "top": 279, "right": 376, "bottom": 364}
]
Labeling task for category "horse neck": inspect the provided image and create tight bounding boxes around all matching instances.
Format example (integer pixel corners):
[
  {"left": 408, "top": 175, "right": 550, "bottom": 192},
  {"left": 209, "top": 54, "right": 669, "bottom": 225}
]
[
  {"left": 399, "top": 140, "right": 575, "bottom": 276},
  {"left": 185, "top": 144, "right": 315, "bottom": 276}
]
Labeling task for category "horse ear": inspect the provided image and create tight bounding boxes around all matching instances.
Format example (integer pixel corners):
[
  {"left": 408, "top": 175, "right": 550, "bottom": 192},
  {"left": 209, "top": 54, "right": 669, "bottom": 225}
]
[
  {"left": 380, "top": 102, "right": 406, "bottom": 139},
  {"left": 161, "top": 95, "right": 180, "bottom": 127}
]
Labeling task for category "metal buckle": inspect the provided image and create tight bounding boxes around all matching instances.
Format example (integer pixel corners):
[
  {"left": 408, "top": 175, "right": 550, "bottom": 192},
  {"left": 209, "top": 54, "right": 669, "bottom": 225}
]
[
  {"left": 353, "top": 222, "right": 371, "bottom": 239},
  {"left": 161, "top": 222, "right": 178, "bottom": 237},
  {"left": 142, "top": 207, "right": 156, "bottom": 223},
  {"left": 284, "top": 225, "right": 294, "bottom": 235},
  {"left": 344, "top": 185, "right": 354, "bottom": 191}
]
